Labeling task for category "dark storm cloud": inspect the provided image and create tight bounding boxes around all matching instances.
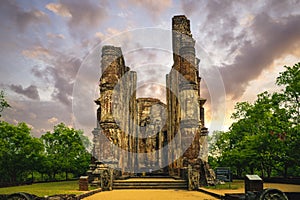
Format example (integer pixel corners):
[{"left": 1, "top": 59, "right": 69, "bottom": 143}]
[
  {"left": 48, "top": 65, "right": 74, "bottom": 106},
  {"left": 31, "top": 66, "right": 46, "bottom": 80},
  {"left": 220, "top": 13, "right": 300, "bottom": 99},
  {"left": 9, "top": 84, "right": 40, "bottom": 100},
  {"left": 51, "top": 57, "right": 82, "bottom": 106},
  {"left": 0, "top": 0, "right": 49, "bottom": 32},
  {"left": 29, "top": 46, "right": 82, "bottom": 106},
  {"left": 21, "top": 39, "right": 100, "bottom": 135},
  {"left": 193, "top": 0, "right": 300, "bottom": 100},
  {"left": 202, "top": 0, "right": 241, "bottom": 54}
]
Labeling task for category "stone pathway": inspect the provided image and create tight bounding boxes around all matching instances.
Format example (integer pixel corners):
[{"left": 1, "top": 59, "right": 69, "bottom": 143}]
[
  {"left": 83, "top": 189, "right": 218, "bottom": 200},
  {"left": 116, "top": 178, "right": 181, "bottom": 182},
  {"left": 201, "top": 183, "right": 300, "bottom": 196}
]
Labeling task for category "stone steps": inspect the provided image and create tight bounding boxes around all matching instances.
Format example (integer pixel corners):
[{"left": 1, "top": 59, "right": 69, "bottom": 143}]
[{"left": 113, "top": 177, "right": 188, "bottom": 190}]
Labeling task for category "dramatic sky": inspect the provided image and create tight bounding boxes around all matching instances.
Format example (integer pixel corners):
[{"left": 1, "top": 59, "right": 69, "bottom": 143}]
[{"left": 1, "top": 0, "right": 300, "bottom": 139}]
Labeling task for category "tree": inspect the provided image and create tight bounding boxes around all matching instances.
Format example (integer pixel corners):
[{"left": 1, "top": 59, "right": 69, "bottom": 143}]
[
  {"left": 0, "top": 122, "right": 43, "bottom": 183},
  {"left": 276, "top": 63, "right": 300, "bottom": 125},
  {"left": 273, "top": 63, "right": 300, "bottom": 176},
  {"left": 209, "top": 63, "right": 300, "bottom": 178},
  {"left": 0, "top": 90, "right": 10, "bottom": 118},
  {"left": 41, "top": 123, "right": 91, "bottom": 180}
]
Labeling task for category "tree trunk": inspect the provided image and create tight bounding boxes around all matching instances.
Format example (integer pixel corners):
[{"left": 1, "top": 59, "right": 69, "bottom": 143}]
[
  {"left": 284, "top": 164, "right": 288, "bottom": 178},
  {"left": 9, "top": 170, "right": 17, "bottom": 183},
  {"left": 48, "top": 172, "right": 53, "bottom": 181},
  {"left": 237, "top": 168, "right": 242, "bottom": 178},
  {"left": 267, "top": 167, "right": 271, "bottom": 178},
  {"left": 250, "top": 167, "right": 254, "bottom": 174},
  {"left": 53, "top": 172, "right": 56, "bottom": 181},
  {"left": 260, "top": 163, "right": 265, "bottom": 178}
]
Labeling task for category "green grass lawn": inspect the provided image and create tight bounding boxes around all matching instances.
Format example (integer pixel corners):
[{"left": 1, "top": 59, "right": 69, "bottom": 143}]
[
  {"left": 204, "top": 180, "right": 244, "bottom": 190},
  {"left": 0, "top": 181, "right": 96, "bottom": 197}
]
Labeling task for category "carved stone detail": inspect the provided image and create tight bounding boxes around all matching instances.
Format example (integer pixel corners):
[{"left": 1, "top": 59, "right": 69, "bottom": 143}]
[{"left": 188, "top": 165, "right": 199, "bottom": 190}]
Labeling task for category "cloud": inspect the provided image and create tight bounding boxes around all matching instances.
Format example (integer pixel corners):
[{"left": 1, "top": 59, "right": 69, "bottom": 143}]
[
  {"left": 9, "top": 84, "right": 40, "bottom": 100},
  {"left": 220, "top": 13, "right": 300, "bottom": 99},
  {"left": 47, "top": 117, "right": 58, "bottom": 124},
  {"left": 23, "top": 43, "right": 82, "bottom": 106},
  {"left": 125, "top": 0, "right": 172, "bottom": 19},
  {"left": 47, "top": 33, "right": 65, "bottom": 40},
  {"left": 16, "top": 9, "right": 49, "bottom": 31},
  {"left": 46, "top": 3, "right": 71, "bottom": 17},
  {"left": 50, "top": 65, "right": 75, "bottom": 106},
  {"left": 0, "top": 0, "right": 49, "bottom": 32},
  {"left": 181, "top": 0, "right": 201, "bottom": 15},
  {"left": 22, "top": 46, "right": 51, "bottom": 59},
  {"left": 136, "top": 84, "right": 166, "bottom": 103},
  {"left": 31, "top": 55, "right": 82, "bottom": 106},
  {"left": 195, "top": 0, "right": 300, "bottom": 101},
  {"left": 94, "top": 32, "right": 105, "bottom": 42},
  {"left": 46, "top": 0, "right": 108, "bottom": 39},
  {"left": 202, "top": 0, "right": 240, "bottom": 54},
  {"left": 2, "top": 100, "right": 74, "bottom": 137}
]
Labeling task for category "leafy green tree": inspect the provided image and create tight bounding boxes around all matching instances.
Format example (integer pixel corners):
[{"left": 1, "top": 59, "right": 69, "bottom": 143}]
[
  {"left": 275, "top": 63, "right": 300, "bottom": 176},
  {"left": 41, "top": 123, "right": 91, "bottom": 180},
  {"left": 276, "top": 63, "right": 300, "bottom": 125},
  {"left": 228, "top": 92, "right": 291, "bottom": 177},
  {"left": 0, "top": 90, "right": 10, "bottom": 118},
  {"left": 0, "top": 122, "right": 43, "bottom": 183},
  {"left": 209, "top": 63, "right": 300, "bottom": 178}
]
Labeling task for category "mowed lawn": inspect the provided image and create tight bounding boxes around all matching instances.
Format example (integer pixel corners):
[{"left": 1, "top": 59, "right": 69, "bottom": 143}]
[
  {"left": 0, "top": 181, "right": 87, "bottom": 197},
  {"left": 204, "top": 179, "right": 244, "bottom": 190}
]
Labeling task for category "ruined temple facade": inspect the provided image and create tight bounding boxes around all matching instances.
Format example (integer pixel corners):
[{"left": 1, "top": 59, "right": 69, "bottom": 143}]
[{"left": 92, "top": 15, "right": 212, "bottom": 185}]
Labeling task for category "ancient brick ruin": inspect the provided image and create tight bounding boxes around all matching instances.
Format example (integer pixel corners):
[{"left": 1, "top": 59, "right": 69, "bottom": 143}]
[{"left": 91, "top": 15, "right": 214, "bottom": 187}]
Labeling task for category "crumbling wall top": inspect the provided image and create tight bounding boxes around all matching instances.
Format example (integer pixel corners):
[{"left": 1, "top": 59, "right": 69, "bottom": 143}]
[
  {"left": 172, "top": 15, "right": 191, "bottom": 35},
  {"left": 101, "top": 45, "right": 122, "bottom": 57}
]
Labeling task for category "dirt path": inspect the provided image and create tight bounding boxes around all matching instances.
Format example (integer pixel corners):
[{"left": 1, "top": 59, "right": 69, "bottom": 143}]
[
  {"left": 83, "top": 183, "right": 300, "bottom": 200},
  {"left": 83, "top": 189, "right": 218, "bottom": 200}
]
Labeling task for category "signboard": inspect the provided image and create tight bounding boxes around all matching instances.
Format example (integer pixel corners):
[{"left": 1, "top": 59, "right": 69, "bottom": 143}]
[
  {"left": 215, "top": 167, "right": 232, "bottom": 182},
  {"left": 245, "top": 174, "right": 263, "bottom": 193},
  {"left": 245, "top": 174, "right": 262, "bottom": 181}
]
